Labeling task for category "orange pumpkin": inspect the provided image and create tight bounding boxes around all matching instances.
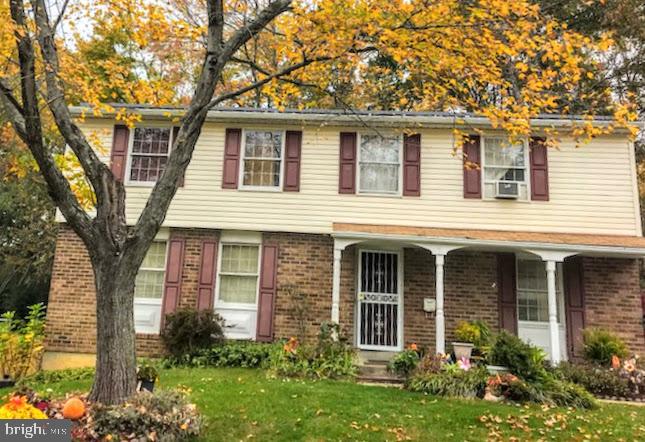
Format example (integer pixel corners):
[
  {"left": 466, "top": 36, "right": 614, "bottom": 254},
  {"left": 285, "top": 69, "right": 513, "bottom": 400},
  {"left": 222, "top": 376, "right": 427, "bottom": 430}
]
[{"left": 62, "top": 397, "right": 85, "bottom": 420}]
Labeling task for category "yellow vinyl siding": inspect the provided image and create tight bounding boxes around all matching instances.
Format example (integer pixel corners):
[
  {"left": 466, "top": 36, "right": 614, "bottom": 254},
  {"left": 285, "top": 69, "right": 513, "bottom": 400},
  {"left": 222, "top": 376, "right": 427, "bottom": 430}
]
[{"left": 82, "top": 119, "right": 641, "bottom": 236}]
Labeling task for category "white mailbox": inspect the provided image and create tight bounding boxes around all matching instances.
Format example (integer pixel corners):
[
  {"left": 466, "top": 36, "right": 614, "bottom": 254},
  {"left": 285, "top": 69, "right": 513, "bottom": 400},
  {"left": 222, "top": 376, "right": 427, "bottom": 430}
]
[{"left": 423, "top": 297, "right": 436, "bottom": 312}]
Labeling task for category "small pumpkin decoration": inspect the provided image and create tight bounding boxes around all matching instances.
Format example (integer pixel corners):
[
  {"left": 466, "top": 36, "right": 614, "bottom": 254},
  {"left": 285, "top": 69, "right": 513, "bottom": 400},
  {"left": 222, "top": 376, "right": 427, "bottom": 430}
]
[{"left": 62, "top": 397, "right": 85, "bottom": 420}]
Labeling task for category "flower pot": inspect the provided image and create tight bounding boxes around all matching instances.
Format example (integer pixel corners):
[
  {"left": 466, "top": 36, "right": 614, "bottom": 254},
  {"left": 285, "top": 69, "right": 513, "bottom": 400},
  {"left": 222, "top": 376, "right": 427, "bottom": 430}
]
[
  {"left": 138, "top": 379, "right": 155, "bottom": 392},
  {"left": 0, "top": 375, "right": 15, "bottom": 388},
  {"left": 451, "top": 342, "right": 474, "bottom": 361}
]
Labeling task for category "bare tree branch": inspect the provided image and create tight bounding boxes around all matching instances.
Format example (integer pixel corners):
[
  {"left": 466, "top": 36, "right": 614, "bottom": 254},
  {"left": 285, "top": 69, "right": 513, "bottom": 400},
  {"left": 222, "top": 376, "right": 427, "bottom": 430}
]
[
  {"left": 131, "top": 0, "right": 294, "bottom": 250},
  {"left": 6, "top": 0, "right": 93, "bottom": 241},
  {"left": 207, "top": 57, "right": 327, "bottom": 108}
]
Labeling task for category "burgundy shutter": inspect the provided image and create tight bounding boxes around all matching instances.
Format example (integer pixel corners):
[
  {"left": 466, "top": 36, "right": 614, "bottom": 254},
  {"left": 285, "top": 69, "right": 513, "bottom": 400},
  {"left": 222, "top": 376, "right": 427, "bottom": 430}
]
[
  {"left": 161, "top": 237, "right": 185, "bottom": 322},
  {"left": 338, "top": 132, "right": 357, "bottom": 194},
  {"left": 497, "top": 253, "right": 517, "bottom": 334},
  {"left": 403, "top": 134, "right": 421, "bottom": 196},
  {"left": 256, "top": 244, "right": 278, "bottom": 342},
  {"left": 463, "top": 135, "right": 482, "bottom": 198},
  {"left": 110, "top": 125, "right": 130, "bottom": 182},
  {"left": 564, "top": 257, "right": 586, "bottom": 358},
  {"left": 222, "top": 128, "right": 241, "bottom": 189},
  {"left": 529, "top": 137, "right": 549, "bottom": 201},
  {"left": 196, "top": 240, "right": 218, "bottom": 310},
  {"left": 172, "top": 126, "right": 185, "bottom": 187},
  {"left": 283, "top": 130, "right": 302, "bottom": 191}
]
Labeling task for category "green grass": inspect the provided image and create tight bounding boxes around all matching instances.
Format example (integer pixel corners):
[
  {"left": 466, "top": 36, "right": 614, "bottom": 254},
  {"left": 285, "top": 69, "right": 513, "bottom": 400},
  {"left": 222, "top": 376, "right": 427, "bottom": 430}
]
[{"left": 5, "top": 368, "right": 645, "bottom": 441}]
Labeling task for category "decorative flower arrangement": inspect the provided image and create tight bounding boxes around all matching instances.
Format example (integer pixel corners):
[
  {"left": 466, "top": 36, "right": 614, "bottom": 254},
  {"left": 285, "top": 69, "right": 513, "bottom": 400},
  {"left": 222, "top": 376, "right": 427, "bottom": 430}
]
[
  {"left": 457, "top": 356, "right": 471, "bottom": 371},
  {"left": 0, "top": 395, "right": 48, "bottom": 419},
  {"left": 283, "top": 337, "right": 299, "bottom": 354}
]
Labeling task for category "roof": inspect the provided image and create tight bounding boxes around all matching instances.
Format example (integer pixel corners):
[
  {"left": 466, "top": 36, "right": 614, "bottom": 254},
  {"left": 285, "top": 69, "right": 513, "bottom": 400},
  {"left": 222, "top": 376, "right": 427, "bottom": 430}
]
[
  {"left": 333, "top": 223, "right": 645, "bottom": 256},
  {"left": 70, "top": 104, "right": 641, "bottom": 132}
]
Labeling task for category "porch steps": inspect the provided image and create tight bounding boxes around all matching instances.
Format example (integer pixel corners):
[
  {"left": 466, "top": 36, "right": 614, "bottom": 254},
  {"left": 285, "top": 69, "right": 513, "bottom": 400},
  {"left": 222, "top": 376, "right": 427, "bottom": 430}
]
[{"left": 357, "top": 353, "right": 404, "bottom": 386}]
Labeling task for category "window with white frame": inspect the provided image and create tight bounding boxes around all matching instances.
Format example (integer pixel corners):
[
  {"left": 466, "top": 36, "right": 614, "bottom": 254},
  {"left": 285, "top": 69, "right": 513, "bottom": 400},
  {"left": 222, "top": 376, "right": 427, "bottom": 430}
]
[
  {"left": 358, "top": 134, "right": 402, "bottom": 194},
  {"left": 241, "top": 130, "right": 284, "bottom": 188},
  {"left": 134, "top": 241, "right": 167, "bottom": 299},
  {"left": 483, "top": 137, "right": 528, "bottom": 200},
  {"left": 516, "top": 258, "right": 562, "bottom": 322},
  {"left": 217, "top": 244, "right": 260, "bottom": 304},
  {"left": 129, "top": 127, "right": 172, "bottom": 182}
]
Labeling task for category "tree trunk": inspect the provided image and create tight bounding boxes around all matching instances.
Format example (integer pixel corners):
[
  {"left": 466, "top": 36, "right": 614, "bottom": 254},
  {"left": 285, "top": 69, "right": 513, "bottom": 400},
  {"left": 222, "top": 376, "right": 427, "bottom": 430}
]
[{"left": 88, "top": 258, "right": 138, "bottom": 404}]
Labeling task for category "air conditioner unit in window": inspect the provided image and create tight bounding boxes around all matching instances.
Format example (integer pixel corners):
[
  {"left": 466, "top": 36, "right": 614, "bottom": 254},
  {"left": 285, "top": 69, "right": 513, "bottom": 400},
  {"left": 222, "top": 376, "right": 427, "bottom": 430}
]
[{"left": 495, "top": 181, "right": 519, "bottom": 199}]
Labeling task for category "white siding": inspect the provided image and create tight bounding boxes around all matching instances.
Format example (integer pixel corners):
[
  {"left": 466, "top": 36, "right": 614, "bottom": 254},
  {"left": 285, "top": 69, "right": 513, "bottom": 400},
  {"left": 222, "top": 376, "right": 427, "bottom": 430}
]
[{"left": 82, "top": 119, "right": 642, "bottom": 236}]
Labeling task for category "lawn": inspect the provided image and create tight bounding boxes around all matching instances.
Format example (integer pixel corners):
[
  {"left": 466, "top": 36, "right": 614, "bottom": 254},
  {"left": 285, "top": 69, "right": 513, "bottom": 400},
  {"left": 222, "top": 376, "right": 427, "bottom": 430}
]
[{"left": 6, "top": 368, "right": 645, "bottom": 441}]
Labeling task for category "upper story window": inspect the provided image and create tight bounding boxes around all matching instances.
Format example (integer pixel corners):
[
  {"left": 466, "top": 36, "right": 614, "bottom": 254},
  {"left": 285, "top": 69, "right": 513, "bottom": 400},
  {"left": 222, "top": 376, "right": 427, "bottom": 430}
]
[
  {"left": 241, "top": 130, "right": 284, "bottom": 189},
  {"left": 483, "top": 137, "right": 528, "bottom": 200},
  {"left": 134, "top": 241, "right": 167, "bottom": 299},
  {"left": 129, "top": 127, "right": 172, "bottom": 183},
  {"left": 358, "top": 134, "right": 402, "bottom": 194}
]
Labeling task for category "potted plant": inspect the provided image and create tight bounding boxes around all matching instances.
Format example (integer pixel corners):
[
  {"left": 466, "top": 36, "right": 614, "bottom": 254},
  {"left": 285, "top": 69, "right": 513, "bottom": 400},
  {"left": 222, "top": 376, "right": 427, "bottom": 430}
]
[
  {"left": 452, "top": 320, "right": 490, "bottom": 361},
  {"left": 137, "top": 364, "right": 159, "bottom": 392}
]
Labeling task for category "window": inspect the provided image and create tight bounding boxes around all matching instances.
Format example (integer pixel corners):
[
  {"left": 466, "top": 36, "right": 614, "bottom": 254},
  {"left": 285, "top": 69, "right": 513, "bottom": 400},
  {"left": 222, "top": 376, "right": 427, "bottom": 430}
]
[
  {"left": 516, "top": 259, "right": 562, "bottom": 322},
  {"left": 358, "top": 134, "right": 402, "bottom": 194},
  {"left": 483, "top": 137, "right": 528, "bottom": 199},
  {"left": 129, "top": 127, "right": 172, "bottom": 183},
  {"left": 134, "top": 241, "right": 167, "bottom": 299},
  {"left": 241, "top": 130, "right": 284, "bottom": 188},
  {"left": 218, "top": 244, "right": 260, "bottom": 304}
]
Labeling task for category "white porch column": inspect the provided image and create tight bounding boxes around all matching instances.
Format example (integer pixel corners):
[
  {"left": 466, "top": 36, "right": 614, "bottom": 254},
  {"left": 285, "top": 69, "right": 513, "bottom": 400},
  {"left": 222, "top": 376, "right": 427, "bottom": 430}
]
[
  {"left": 545, "top": 260, "right": 561, "bottom": 364},
  {"left": 331, "top": 247, "right": 342, "bottom": 323},
  {"left": 435, "top": 254, "right": 446, "bottom": 355}
]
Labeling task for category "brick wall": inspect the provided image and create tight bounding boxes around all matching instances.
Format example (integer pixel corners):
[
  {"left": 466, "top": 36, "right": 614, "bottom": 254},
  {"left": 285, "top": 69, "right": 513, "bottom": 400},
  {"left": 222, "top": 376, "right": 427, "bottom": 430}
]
[
  {"left": 45, "top": 225, "right": 217, "bottom": 357},
  {"left": 402, "top": 249, "right": 500, "bottom": 350},
  {"left": 265, "top": 232, "right": 334, "bottom": 342},
  {"left": 583, "top": 257, "right": 645, "bottom": 355}
]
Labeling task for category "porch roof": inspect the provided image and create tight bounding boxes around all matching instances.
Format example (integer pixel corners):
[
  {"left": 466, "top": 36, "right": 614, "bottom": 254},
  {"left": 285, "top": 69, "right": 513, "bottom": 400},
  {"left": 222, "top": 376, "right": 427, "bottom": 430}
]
[{"left": 332, "top": 223, "right": 645, "bottom": 257}]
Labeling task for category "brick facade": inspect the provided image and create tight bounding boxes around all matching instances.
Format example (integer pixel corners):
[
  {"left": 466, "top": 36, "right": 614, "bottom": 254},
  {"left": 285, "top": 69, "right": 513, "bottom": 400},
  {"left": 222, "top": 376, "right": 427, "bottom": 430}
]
[{"left": 46, "top": 226, "right": 645, "bottom": 358}]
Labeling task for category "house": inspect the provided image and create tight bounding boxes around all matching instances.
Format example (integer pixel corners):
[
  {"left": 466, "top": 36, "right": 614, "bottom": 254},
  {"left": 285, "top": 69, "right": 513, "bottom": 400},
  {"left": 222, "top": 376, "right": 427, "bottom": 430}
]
[{"left": 44, "top": 106, "right": 645, "bottom": 366}]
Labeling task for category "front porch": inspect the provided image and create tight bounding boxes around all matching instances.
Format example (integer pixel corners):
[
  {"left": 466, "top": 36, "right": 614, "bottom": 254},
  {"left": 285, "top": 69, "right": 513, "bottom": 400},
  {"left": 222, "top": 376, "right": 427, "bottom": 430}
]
[{"left": 330, "top": 224, "right": 645, "bottom": 362}]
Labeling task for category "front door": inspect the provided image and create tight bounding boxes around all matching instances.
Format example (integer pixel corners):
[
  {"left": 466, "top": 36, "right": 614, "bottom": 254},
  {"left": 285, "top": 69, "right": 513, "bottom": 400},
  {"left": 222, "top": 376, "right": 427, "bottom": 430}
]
[{"left": 357, "top": 250, "right": 403, "bottom": 351}]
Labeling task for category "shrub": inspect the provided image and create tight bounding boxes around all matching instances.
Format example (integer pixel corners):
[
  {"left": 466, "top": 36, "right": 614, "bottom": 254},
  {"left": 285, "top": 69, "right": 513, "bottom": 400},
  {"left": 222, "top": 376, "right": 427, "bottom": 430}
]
[
  {"left": 545, "top": 379, "right": 596, "bottom": 409},
  {"left": 165, "top": 341, "right": 277, "bottom": 368},
  {"left": 388, "top": 345, "right": 421, "bottom": 377},
  {"left": 270, "top": 322, "right": 357, "bottom": 379},
  {"left": 161, "top": 308, "right": 225, "bottom": 358},
  {"left": 21, "top": 367, "right": 95, "bottom": 384},
  {"left": 0, "top": 303, "right": 46, "bottom": 380},
  {"left": 137, "top": 364, "right": 159, "bottom": 383},
  {"left": 89, "top": 389, "right": 201, "bottom": 441},
  {"left": 583, "top": 329, "right": 628, "bottom": 366},
  {"left": 488, "top": 332, "right": 547, "bottom": 382},
  {"left": 454, "top": 320, "right": 491, "bottom": 349},
  {"left": 553, "top": 362, "right": 630, "bottom": 397},
  {"left": 407, "top": 366, "right": 489, "bottom": 398}
]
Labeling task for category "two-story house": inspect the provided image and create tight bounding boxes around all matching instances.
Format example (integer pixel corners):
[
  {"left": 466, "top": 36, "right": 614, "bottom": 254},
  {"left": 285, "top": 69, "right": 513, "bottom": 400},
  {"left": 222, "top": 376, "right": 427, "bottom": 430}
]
[{"left": 44, "top": 106, "right": 645, "bottom": 366}]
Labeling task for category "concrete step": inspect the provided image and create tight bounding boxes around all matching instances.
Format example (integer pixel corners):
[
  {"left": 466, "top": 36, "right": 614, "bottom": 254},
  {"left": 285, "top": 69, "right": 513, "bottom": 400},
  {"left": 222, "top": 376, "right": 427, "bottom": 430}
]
[{"left": 357, "top": 373, "right": 404, "bottom": 385}]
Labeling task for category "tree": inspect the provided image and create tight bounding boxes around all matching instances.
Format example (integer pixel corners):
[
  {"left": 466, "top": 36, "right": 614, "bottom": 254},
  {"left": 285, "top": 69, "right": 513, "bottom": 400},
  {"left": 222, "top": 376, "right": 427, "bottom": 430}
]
[
  {"left": 0, "top": 125, "right": 56, "bottom": 315},
  {"left": 0, "top": 0, "right": 637, "bottom": 404}
]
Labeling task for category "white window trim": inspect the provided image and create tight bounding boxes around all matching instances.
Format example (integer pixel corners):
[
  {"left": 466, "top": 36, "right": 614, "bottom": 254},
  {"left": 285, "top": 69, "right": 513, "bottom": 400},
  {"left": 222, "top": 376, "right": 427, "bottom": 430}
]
[
  {"left": 356, "top": 132, "right": 404, "bottom": 197},
  {"left": 515, "top": 255, "right": 566, "bottom": 325},
  {"left": 125, "top": 125, "right": 174, "bottom": 187},
  {"left": 481, "top": 136, "right": 531, "bottom": 201},
  {"left": 238, "top": 129, "right": 286, "bottom": 192},
  {"left": 214, "top": 241, "right": 262, "bottom": 310},
  {"left": 133, "top": 240, "right": 169, "bottom": 304}
]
